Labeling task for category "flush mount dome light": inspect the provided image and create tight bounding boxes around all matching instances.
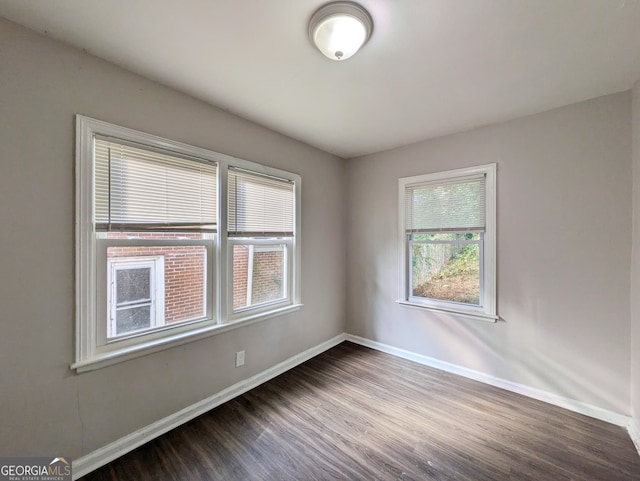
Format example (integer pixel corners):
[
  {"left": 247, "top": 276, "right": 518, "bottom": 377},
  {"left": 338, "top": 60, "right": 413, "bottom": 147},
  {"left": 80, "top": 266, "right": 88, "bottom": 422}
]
[{"left": 309, "top": 1, "right": 373, "bottom": 61}]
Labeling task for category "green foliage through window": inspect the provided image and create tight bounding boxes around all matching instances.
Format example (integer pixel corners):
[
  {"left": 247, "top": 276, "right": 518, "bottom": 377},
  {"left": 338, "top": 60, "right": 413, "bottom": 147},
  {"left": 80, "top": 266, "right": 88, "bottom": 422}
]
[{"left": 411, "top": 233, "right": 480, "bottom": 305}]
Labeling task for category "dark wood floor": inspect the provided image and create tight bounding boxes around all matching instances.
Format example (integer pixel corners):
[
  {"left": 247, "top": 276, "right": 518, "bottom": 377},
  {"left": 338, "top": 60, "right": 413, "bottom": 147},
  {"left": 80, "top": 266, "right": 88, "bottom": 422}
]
[{"left": 80, "top": 342, "right": 640, "bottom": 481}]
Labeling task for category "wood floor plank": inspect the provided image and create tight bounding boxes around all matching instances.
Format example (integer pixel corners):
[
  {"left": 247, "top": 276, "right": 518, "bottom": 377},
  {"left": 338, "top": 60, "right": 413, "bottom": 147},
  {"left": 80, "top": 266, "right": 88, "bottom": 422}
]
[{"left": 80, "top": 342, "right": 640, "bottom": 480}]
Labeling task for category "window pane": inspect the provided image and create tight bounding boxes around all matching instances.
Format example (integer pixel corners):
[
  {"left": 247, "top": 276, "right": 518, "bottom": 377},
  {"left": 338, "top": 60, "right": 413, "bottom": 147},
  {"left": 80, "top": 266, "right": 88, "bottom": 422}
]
[
  {"left": 108, "top": 241, "right": 207, "bottom": 326},
  {"left": 116, "top": 268, "right": 151, "bottom": 304},
  {"left": 116, "top": 305, "right": 151, "bottom": 334},
  {"left": 233, "top": 244, "right": 286, "bottom": 310},
  {"left": 412, "top": 237, "right": 480, "bottom": 305}
]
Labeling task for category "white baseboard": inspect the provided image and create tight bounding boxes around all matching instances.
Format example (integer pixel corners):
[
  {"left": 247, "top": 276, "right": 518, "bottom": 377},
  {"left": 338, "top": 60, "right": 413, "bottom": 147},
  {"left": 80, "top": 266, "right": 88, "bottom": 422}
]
[
  {"left": 72, "top": 333, "right": 346, "bottom": 480},
  {"left": 345, "top": 334, "right": 631, "bottom": 427},
  {"left": 629, "top": 418, "right": 640, "bottom": 457}
]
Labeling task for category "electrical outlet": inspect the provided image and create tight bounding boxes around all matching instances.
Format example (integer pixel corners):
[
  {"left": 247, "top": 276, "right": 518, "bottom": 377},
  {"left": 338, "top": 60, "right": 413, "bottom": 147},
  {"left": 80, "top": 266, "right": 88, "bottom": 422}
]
[{"left": 235, "top": 350, "right": 245, "bottom": 367}]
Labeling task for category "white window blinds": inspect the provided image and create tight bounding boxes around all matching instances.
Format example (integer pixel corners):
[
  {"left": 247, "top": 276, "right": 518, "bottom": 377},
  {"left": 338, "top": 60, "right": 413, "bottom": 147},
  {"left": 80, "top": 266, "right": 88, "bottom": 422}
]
[
  {"left": 227, "top": 167, "right": 294, "bottom": 237},
  {"left": 405, "top": 175, "right": 486, "bottom": 232},
  {"left": 94, "top": 137, "right": 217, "bottom": 231}
]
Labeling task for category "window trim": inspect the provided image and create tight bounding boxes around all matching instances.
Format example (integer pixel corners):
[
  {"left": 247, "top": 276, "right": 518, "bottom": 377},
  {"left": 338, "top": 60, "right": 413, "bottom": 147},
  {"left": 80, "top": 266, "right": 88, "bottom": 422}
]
[
  {"left": 74, "top": 115, "right": 302, "bottom": 372},
  {"left": 397, "top": 163, "right": 497, "bottom": 321}
]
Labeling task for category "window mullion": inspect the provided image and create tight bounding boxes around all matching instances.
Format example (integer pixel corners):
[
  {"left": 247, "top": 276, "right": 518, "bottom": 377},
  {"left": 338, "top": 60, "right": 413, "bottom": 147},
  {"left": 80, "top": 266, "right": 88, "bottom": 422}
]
[{"left": 218, "top": 163, "right": 229, "bottom": 324}]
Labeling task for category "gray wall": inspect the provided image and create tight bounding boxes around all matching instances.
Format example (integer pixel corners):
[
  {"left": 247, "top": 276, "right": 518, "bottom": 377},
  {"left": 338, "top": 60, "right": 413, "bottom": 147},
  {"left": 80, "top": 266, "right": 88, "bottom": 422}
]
[
  {"left": 346, "top": 92, "right": 632, "bottom": 415},
  {"left": 0, "top": 18, "right": 346, "bottom": 457},
  {"left": 632, "top": 81, "right": 640, "bottom": 434}
]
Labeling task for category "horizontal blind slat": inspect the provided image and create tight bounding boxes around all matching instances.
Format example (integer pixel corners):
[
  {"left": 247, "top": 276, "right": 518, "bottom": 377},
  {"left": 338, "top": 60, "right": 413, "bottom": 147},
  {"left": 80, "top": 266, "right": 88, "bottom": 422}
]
[
  {"left": 405, "top": 175, "right": 485, "bottom": 232},
  {"left": 227, "top": 167, "right": 294, "bottom": 236},
  {"left": 94, "top": 138, "right": 217, "bottom": 232}
]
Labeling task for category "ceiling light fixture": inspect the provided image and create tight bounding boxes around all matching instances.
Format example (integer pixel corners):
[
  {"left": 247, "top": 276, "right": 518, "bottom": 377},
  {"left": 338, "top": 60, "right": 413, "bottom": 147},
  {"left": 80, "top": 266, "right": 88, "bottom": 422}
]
[{"left": 308, "top": 1, "right": 373, "bottom": 61}]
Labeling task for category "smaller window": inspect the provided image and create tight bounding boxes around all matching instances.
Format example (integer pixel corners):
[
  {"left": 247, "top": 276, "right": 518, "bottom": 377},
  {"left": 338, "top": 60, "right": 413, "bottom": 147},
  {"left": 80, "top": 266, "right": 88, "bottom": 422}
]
[
  {"left": 107, "top": 256, "right": 165, "bottom": 339},
  {"left": 227, "top": 167, "right": 296, "bottom": 318},
  {"left": 399, "top": 164, "right": 496, "bottom": 320}
]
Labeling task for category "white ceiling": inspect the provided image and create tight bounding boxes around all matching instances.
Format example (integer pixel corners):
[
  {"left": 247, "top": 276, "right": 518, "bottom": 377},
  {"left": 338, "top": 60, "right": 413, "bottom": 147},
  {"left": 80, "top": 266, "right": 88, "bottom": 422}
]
[{"left": 2, "top": 0, "right": 640, "bottom": 158}]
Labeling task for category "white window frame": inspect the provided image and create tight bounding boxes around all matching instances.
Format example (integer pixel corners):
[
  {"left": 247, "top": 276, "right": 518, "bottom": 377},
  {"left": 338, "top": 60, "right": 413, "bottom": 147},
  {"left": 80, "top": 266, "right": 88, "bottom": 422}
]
[
  {"left": 398, "top": 163, "right": 497, "bottom": 321},
  {"left": 74, "top": 116, "right": 302, "bottom": 372},
  {"left": 106, "top": 255, "right": 165, "bottom": 339},
  {"left": 228, "top": 238, "right": 292, "bottom": 320},
  {"left": 93, "top": 234, "right": 216, "bottom": 355}
]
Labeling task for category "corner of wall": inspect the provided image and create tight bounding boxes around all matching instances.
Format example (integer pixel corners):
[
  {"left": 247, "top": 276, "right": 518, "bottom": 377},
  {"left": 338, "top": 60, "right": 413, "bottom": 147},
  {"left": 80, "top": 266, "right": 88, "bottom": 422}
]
[{"left": 631, "top": 79, "right": 640, "bottom": 455}]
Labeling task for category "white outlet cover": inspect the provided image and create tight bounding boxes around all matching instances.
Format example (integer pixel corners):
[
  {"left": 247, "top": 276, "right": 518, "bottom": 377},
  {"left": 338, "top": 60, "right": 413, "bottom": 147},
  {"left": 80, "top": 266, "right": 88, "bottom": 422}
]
[{"left": 235, "top": 350, "right": 245, "bottom": 367}]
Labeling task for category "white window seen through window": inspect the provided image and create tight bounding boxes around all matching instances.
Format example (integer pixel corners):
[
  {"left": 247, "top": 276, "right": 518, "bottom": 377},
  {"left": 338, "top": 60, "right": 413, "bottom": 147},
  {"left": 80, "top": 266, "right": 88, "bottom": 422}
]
[{"left": 107, "top": 256, "right": 165, "bottom": 338}]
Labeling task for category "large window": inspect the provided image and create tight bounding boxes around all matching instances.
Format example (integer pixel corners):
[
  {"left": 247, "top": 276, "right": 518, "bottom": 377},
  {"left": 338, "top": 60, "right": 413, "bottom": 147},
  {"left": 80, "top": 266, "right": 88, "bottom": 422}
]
[
  {"left": 74, "top": 116, "right": 301, "bottom": 371},
  {"left": 398, "top": 164, "right": 496, "bottom": 320}
]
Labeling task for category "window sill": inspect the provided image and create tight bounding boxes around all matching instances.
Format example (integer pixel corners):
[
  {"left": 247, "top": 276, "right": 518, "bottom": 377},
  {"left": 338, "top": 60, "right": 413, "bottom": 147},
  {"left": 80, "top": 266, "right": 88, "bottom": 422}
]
[
  {"left": 396, "top": 300, "right": 497, "bottom": 323},
  {"left": 71, "top": 304, "right": 303, "bottom": 373}
]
